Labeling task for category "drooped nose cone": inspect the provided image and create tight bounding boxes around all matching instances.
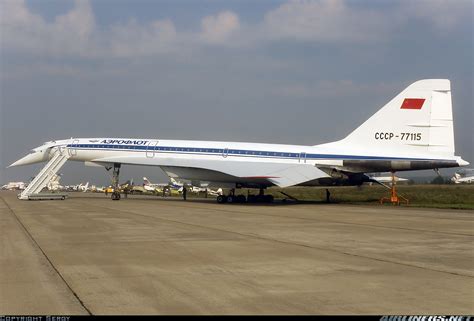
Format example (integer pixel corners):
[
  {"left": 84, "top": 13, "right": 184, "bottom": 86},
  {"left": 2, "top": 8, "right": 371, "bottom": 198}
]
[{"left": 8, "top": 151, "right": 47, "bottom": 167}]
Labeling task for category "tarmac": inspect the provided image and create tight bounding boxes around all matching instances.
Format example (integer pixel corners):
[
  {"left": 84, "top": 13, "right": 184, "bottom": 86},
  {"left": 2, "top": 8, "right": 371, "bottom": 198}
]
[{"left": 1, "top": 190, "right": 473, "bottom": 315}]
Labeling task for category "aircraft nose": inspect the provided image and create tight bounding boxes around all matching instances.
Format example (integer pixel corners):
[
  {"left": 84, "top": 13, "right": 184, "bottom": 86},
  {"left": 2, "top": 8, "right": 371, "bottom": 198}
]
[{"left": 8, "top": 152, "right": 46, "bottom": 167}]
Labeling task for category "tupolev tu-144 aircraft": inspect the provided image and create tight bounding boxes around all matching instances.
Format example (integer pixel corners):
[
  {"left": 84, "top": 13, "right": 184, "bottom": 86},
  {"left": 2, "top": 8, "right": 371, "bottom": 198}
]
[{"left": 9, "top": 79, "right": 469, "bottom": 202}]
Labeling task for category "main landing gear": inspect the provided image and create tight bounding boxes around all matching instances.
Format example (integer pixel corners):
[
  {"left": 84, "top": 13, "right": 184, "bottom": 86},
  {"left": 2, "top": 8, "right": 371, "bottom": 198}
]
[
  {"left": 110, "top": 163, "right": 121, "bottom": 201},
  {"left": 216, "top": 188, "right": 246, "bottom": 203},
  {"left": 216, "top": 187, "right": 274, "bottom": 204},
  {"left": 380, "top": 171, "right": 409, "bottom": 205}
]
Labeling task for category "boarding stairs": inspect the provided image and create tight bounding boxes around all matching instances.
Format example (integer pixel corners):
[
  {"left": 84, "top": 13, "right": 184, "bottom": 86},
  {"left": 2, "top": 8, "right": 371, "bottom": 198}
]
[{"left": 19, "top": 147, "right": 70, "bottom": 200}]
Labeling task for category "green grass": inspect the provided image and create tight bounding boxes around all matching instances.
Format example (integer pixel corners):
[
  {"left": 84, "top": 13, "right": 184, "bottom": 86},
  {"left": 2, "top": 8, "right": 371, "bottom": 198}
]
[
  {"left": 139, "top": 184, "right": 474, "bottom": 210},
  {"left": 233, "top": 184, "right": 474, "bottom": 210}
]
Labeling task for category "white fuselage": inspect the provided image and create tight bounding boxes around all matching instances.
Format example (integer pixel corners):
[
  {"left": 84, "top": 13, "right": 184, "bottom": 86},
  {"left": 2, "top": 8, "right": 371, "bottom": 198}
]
[
  {"left": 9, "top": 135, "right": 466, "bottom": 189},
  {"left": 67, "top": 138, "right": 455, "bottom": 164},
  {"left": 13, "top": 137, "right": 460, "bottom": 187}
]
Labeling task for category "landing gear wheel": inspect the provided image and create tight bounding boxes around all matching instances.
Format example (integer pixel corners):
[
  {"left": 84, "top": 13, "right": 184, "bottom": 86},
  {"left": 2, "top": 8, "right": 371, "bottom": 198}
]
[
  {"left": 109, "top": 163, "right": 121, "bottom": 201},
  {"left": 217, "top": 195, "right": 226, "bottom": 203},
  {"left": 226, "top": 195, "right": 235, "bottom": 203},
  {"left": 236, "top": 195, "right": 246, "bottom": 203},
  {"left": 111, "top": 192, "right": 121, "bottom": 200}
]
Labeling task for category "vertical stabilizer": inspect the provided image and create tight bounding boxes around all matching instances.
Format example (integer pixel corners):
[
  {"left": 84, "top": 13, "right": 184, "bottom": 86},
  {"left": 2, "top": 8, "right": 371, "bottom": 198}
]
[{"left": 327, "top": 79, "right": 455, "bottom": 157}]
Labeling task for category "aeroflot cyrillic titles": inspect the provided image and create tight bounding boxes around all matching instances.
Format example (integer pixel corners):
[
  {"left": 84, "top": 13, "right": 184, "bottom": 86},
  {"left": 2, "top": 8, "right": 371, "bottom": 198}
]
[{"left": 100, "top": 139, "right": 148, "bottom": 145}]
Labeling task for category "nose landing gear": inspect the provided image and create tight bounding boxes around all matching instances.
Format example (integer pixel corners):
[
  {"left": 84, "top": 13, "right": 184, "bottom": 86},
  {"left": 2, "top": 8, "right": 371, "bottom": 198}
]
[
  {"left": 109, "top": 163, "right": 121, "bottom": 201},
  {"left": 111, "top": 192, "right": 121, "bottom": 200}
]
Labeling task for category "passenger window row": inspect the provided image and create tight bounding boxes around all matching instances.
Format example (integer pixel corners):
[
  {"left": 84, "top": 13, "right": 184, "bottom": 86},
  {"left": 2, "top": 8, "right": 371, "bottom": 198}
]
[{"left": 70, "top": 144, "right": 300, "bottom": 158}]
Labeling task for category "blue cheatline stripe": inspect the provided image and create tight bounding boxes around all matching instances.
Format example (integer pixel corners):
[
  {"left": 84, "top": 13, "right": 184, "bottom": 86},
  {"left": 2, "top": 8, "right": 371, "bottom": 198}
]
[{"left": 66, "top": 144, "right": 450, "bottom": 162}]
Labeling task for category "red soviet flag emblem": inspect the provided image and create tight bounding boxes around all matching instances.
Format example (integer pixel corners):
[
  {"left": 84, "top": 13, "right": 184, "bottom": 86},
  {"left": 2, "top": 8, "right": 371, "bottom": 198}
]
[{"left": 400, "top": 98, "right": 425, "bottom": 110}]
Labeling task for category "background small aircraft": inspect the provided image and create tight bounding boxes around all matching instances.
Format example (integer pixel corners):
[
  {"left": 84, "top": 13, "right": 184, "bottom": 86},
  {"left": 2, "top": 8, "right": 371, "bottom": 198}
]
[
  {"left": 1, "top": 181, "right": 26, "bottom": 190},
  {"left": 451, "top": 169, "right": 474, "bottom": 184}
]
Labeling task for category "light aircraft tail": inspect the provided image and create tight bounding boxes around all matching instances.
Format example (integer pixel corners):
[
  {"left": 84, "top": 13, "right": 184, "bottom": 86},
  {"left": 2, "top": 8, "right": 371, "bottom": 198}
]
[
  {"left": 170, "top": 177, "right": 179, "bottom": 185},
  {"left": 326, "top": 79, "right": 456, "bottom": 158},
  {"left": 143, "top": 177, "right": 151, "bottom": 185}
]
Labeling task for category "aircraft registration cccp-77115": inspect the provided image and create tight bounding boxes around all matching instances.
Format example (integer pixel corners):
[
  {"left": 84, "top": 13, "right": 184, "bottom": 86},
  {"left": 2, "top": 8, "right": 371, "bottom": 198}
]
[{"left": 9, "top": 79, "right": 469, "bottom": 203}]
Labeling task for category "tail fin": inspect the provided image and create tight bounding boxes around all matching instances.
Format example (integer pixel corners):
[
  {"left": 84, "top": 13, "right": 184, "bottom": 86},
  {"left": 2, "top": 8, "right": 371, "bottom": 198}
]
[
  {"left": 329, "top": 79, "right": 455, "bottom": 157},
  {"left": 143, "top": 177, "right": 151, "bottom": 185}
]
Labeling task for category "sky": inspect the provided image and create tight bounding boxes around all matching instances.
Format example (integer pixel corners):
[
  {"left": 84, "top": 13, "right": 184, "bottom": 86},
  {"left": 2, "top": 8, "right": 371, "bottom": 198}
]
[{"left": 1, "top": 0, "right": 473, "bottom": 186}]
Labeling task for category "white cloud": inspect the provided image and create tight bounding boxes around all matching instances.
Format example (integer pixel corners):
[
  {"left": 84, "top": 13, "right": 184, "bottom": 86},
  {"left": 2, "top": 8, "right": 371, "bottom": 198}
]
[
  {"left": 54, "top": 0, "right": 95, "bottom": 42},
  {"left": 262, "top": 0, "right": 471, "bottom": 43},
  {"left": 108, "top": 18, "right": 177, "bottom": 57},
  {"left": 401, "top": 0, "right": 472, "bottom": 31},
  {"left": 200, "top": 11, "right": 240, "bottom": 44},
  {"left": 1, "top": 0, "right": 241, "bottom": 57},
  {"left": 1, "top": 0, "right": 95, "bottom": 56},
  {"left": 1, "top": 0, "right": 178, "bottom": 57},
  {"left": 263, "top": 0, "right": 387, "bottom": 42},
  {"left": 0, "top": 0, "right": 470, "bottom": 58}
]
